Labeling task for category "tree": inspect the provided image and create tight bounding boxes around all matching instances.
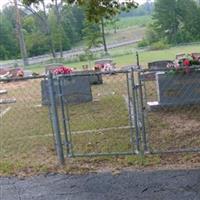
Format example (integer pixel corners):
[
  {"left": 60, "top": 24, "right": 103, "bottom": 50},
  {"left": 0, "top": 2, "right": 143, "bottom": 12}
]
[
  {"left": 67, "top": 0, "right": 138, "bottom": 54},
  {"left": 14, "top": 0, "right": 29, "bottom": 66},
  {"left": 20, "top": 0, "right": 57, "bottom": 58},
  {"left": 66, "top": 0, "right": 138, "bottom": 23},
  {"left": 23, "top": 0, "right": 138, "bottom": 23},
  {"left": 23, "top": 15, "right": 49, "bottom": 56},
  {"left": 54, "top": 0, "right": 64, "bottom": 58},
  {"left": 153, "top": 0, "right": 179, "bottom": 44},
  {"left": 107, "top": 16, "right": 120, "bottom": 34},
  {"left": 176, "top": 0, "right": 200, "bottom": 42},
  {"left": 83, "top": 21, "right": 102, "bottom": 50},
  {"left": 23, "top": 0, "right": 138, "bottom": 54},
  {"left": 0, "top": 14, "right": 19, "bottom": 59},
  {"left": 149, "top": 0, "right": 200, "bottom": 44}
]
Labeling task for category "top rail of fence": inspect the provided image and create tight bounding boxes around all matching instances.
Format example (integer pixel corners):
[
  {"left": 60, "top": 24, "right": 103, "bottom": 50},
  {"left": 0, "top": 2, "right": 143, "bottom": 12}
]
[{"left": 0, "top": 65, "right": 139, "bottom": 83}]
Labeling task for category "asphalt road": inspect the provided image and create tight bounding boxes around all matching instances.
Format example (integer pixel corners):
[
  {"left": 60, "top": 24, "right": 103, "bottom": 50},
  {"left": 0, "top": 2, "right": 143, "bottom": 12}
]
[{"left": 1, "top": 169, "right": 200, "bottom": 200}]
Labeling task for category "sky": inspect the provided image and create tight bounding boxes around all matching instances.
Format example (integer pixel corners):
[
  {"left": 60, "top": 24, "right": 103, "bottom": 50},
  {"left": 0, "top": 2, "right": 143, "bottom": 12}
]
[{"left": 0, "top": 0, "right": 148, "bottom": 9}]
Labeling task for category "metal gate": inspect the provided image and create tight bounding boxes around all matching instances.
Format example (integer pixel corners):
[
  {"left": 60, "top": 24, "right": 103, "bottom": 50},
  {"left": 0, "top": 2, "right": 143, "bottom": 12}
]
[{"left": 47, "top": 69, "right": 147, "bottom": 164}]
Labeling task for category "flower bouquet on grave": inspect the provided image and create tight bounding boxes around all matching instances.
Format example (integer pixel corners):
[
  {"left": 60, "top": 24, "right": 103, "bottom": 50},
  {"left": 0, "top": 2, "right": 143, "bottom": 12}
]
[
  {"left": 166, "top": 53, "right": 200, "bottom": 75},
  {"left": 52, "top": 66, "right": 73, "bottom": 75}
]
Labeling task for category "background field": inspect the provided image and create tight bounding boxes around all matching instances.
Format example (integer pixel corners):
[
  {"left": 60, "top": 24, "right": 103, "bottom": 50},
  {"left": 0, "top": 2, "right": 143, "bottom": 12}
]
[{"left": 26, "top": 43, "right": 200, "bottom": 74}]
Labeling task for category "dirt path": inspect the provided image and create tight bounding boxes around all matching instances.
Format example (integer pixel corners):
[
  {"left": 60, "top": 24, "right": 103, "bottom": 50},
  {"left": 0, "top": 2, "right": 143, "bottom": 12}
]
[{"left": 1, "top": 169, "right": 200, "bottom": 200}]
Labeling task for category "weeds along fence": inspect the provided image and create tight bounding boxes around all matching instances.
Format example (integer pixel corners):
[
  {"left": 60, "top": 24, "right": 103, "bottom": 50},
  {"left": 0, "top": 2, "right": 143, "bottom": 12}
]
[{"left": 1, "top": 68, "right": 200, "bottom": 165}]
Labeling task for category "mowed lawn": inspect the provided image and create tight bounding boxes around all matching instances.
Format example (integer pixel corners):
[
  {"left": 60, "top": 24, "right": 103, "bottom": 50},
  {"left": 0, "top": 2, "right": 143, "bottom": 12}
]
[
  {"left": 1, "top": 74, "right": 147, "bottom": 176},
  {"left": 27, "top": 43, "right": 200, "bottom": 74}
]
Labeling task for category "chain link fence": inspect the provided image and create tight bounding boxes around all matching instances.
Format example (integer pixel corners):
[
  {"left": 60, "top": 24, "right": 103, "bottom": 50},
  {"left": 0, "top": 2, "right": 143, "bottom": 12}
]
[
  {"left": 1, "top": 67, "right": 200, "bottom": 167},
  {"left": 0, "top": 69, "right": 141, "bottom": 166},
  {"left": 0, "top": 76, "right": 55, "bottom": 170},
  {"left": 140, "top": 67, "right": 200, "bottom": 154}
]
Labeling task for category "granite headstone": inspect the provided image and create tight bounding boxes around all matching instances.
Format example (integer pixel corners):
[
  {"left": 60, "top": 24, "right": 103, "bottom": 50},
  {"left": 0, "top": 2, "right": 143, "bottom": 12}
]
[
  {"left": 148, "top": 60, "right": 173, "bottom": 70},
  {"left": 41, "top": 75, "right": 93, "bottom": 105},
  {"left": 157, "top": 72, "right": 200, "bottom": 105},
  {"left": 148, "top": 71, "right": 200, "bottom": 109},
  {"left": 73, "top": 70, "right": 103, "bottom": 85}
]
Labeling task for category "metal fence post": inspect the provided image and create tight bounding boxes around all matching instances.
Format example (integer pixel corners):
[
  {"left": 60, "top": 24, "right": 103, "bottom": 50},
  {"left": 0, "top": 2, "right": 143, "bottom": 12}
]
[
  {"left": 58, "top": 77, "right": 70, "bottom": 156},
  {"left": 126, "top": 72, "right": 136, "bottom": 154},
  {"left": 48, "top": 72, "right": 65, "bottom": 165},
  {"left": 137, "top": 70, "right": 148, "bottom": 153},
  {"left": 130, "top": 67, "right": 141, "bottom": 154}
]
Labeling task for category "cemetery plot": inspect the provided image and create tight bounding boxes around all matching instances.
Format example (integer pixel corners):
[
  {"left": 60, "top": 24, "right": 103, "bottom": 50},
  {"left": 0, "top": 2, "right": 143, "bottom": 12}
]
[
  {"left": 0, "top": 72, "right": 138, "bottom": 174},
  {"left": 142, "top": 70, "right": 200, "bottom": 153}
]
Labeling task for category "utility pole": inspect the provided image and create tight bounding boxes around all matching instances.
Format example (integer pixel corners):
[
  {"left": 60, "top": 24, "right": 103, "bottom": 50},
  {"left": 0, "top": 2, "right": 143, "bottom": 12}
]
[{"left": 14, "top": 0, "right": 29, "bottom": 67}]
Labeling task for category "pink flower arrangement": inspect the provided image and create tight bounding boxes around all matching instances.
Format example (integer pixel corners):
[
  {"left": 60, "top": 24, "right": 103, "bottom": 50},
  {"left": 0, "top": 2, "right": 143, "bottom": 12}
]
[
  {"left": 167, "top": 53, "right": 200, "bottom": 74},
  {"left": 52, "top": 66, "right": 73, "bottom": 75}
]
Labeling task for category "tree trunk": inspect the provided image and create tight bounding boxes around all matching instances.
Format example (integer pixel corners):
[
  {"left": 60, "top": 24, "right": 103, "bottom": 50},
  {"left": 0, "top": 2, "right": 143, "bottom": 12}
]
[
  {"left": 101, "top": 18, "right": 108, "bottom": 54},
  {"left": 55, "top": 0, "right": 63, "bottom": 58},
  {"left": 14, "top": 0, "right": 29, "bottom": 67},
  {"left": 41, "top": 0, "right": 56, "bottom": 59}
]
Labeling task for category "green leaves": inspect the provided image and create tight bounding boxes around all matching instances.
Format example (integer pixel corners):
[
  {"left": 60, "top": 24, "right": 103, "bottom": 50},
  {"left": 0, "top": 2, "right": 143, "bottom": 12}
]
[
  {"left": 23, "top": 0, "right": 138, "bottom": 23},
  {"left": 151, "top": 0, "right": 200, "bottom": 44}
]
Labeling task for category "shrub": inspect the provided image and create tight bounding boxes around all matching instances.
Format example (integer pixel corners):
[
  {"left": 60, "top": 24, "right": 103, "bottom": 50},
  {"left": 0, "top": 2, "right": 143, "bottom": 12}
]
[
  {"left": 150, "top": 40, "right": 170, "bottom": 50},
  {"left": 137, "top": 39, "right": 149, "bottom": 48}
]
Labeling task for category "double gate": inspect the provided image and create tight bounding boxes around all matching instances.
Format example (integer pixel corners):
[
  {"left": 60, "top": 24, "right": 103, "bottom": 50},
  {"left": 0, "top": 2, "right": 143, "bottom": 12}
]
[{"left": 47, "top": 68, "right": 200, "bottom": 164}]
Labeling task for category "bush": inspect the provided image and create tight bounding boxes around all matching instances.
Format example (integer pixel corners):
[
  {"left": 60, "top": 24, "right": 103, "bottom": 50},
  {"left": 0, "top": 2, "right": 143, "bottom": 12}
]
[
  {"left": 150, "top": 40, "right": 170, "bottom": 50},
  {"left": 137, "top": 39, "right": 149, "bottom": 48},
  {"left": 79, "top": 51, "right": 98, "bottom": 61}
]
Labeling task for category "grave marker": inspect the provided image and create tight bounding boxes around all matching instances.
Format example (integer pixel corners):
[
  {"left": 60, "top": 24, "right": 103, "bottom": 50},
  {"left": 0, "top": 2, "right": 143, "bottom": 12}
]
[
  {"left": 41, "top": 76, "right": 93, "bottom": 105},
  {"left": 148, "top": 71, "right": 200, "bottom": 110},
  {"left": 148, "top": 60, "right": 173, "bottom": 70}
]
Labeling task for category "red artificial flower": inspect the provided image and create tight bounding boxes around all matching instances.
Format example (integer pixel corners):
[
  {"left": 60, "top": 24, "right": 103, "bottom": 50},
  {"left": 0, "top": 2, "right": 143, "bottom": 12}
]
[
  {"left": 52, "top": 66, "right": 72, "bottom": 75},
  {"left": 183, "top": 59, "right": 190, "bottom": 66}
]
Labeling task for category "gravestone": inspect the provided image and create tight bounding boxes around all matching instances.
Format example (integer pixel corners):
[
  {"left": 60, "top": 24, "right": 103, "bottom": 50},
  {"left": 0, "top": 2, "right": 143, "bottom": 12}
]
[
  {"left": 144, "top": 60, "right": 173, "bottom": 82},
  {"left": 176, "top": 54, "right": 186, "bottom": 59},
  {"left": 74, "top": 70, "right": 103, "bottom": 85},
  {"left": 41, "top": 75, "right": 93, "bottom": 105},
  {"left": 192, "top": 53, "right": 200, "bottom": 59},
  {"left": 45, "top": 64, "right": 103, "bottom": 85},
  {"left": 0, "top": 90, "right": 7, "bottom": 95},
  {"left": 148, "top": 72, "right": 200, "bottom": 110},
  {"left": 95, "top": 59, "right": 113, "bottom": 65},
  {"left": 45, "top": 63, "right": 64, "bottom": 74},
  {"left": 148, "top": 60, "right": 173, "bottom": 70},
  {"left": 23, "top": 70, "right": 33, "bottom": 78},
  {"left": 0, "top": 99, "right": 16, "bottom": 104}
]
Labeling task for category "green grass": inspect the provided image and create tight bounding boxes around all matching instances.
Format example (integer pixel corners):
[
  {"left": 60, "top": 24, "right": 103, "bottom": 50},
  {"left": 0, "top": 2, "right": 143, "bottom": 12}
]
[
  {"left": 2, "top": 42, "right": 200, "bottom": 176},
  {"left": 106, "top": 16, "right": 152, "bottom": 30},
  {"left": 26, "top": 43, "right": 200, "bottom": 74},
  {"left": 105, "top": 26, "right": 145, "bottom": 44},
  {"left": 114, "top": 43, "right": 200, "bottom": 67},
  {"left": 0, "top": 75, "right": 143, "bottom": 176}
]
